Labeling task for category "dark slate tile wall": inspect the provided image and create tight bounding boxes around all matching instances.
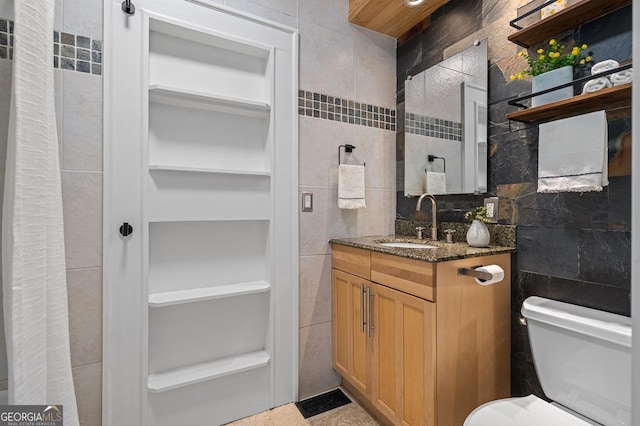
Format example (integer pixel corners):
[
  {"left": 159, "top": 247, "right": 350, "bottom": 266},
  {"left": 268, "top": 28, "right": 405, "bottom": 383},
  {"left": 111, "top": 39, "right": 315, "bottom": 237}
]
[{"left": 396, "top": 0, "right": 632, "bottom": 399}]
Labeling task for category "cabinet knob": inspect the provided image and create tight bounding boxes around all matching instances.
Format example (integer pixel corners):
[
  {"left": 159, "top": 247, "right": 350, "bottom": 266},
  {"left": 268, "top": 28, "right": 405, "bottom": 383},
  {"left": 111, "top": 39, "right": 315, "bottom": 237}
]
[{"left": 119, "top": 222, "right": 133, "bottom": 237}]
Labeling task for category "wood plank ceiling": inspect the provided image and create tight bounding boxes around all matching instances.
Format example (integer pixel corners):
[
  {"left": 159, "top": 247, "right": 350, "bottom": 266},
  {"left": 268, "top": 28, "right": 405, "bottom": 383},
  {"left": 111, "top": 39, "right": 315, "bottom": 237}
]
[{"left": 349, "top": 0, "right": 450, "bottom": 39}]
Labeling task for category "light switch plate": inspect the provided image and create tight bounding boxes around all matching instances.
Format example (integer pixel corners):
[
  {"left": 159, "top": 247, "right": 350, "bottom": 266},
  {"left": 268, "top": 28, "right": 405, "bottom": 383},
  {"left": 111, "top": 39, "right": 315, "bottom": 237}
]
[
  {"left": 484, "top": 197, "right": 499, "bottom": 223},
  {"left": 302, "top": 192, "right": 313, "bottom": 212}
]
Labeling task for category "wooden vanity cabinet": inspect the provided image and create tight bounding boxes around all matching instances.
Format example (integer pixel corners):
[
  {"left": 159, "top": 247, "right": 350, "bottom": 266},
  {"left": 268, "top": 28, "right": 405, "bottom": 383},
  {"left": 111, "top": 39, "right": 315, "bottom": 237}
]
[
  {"left": 332, "top": 269, "right": 373, "bottom": 398},
  {"left": 331, "top": 244, "right": 511, "bottom": 426},
  {"left": 371, "top": 282, "right": 436, "bottom": 425}
]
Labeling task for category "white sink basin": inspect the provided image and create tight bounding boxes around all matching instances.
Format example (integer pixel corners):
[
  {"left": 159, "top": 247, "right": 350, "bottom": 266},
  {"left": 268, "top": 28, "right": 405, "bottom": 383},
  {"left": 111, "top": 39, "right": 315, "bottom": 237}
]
[{"left": 378, "top": 242, "right": 437, "bottom": 249}]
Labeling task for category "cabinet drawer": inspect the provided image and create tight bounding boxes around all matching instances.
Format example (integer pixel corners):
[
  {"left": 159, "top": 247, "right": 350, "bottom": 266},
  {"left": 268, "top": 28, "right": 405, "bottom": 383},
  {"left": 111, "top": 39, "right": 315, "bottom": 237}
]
[
  {"left": 331, "top": 245, "right": 371, "bottom": 280},
  {"left": 371, "top": 252, "right": 435, "bottom": 301}
]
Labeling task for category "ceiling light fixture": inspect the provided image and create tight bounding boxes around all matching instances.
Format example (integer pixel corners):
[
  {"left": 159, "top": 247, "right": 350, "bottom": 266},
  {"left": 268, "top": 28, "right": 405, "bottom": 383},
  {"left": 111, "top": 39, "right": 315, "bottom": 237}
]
[{"left": 404, "top": 0, "right": 426, "bottom": 7}]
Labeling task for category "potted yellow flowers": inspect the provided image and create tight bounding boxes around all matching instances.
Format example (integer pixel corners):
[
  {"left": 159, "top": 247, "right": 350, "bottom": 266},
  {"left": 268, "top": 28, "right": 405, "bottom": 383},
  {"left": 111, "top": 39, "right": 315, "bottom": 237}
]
[{"left": 511, "top": 39, "right": 592, "bottom": 106}]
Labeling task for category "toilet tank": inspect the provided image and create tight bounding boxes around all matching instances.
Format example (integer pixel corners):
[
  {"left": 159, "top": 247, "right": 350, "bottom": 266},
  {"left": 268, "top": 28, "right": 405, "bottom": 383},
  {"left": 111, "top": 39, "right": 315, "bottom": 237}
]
[{"left": 521, "top": 296, "right": 632, "bottom": 426}]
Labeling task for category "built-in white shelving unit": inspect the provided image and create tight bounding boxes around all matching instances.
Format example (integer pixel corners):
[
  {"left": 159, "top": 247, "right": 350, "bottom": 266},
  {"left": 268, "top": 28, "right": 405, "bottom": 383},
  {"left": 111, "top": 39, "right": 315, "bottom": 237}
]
[
  {"left": 105, "top": 2, "right": 296, "bottom": 424},
  {"left": 148, "top": 164, "right": 271, "bottom": 176},
  {"left": 148, "top": 280, "right": 271, "bottom": 307},
  {"left": 149, "top": 84, "right": 271, "bottom": 117},
  {"left": 147, "top": 350, "right": 271, "bottom": 393},
  {"left": 145, "top": 11, "right": 277, "bottom": 412},
  {"left": 138, "top": 9, "right": 292, "bottom": 425}
]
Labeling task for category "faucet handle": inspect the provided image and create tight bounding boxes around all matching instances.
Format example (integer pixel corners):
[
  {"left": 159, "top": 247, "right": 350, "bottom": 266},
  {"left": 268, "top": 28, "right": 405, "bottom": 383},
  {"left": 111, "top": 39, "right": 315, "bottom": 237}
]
[
  {"left": 416, "top": 226, "right": 426, "bottom": 240},
  {"left": 444, "top": 229, "right": 455, "bottom": 243}
]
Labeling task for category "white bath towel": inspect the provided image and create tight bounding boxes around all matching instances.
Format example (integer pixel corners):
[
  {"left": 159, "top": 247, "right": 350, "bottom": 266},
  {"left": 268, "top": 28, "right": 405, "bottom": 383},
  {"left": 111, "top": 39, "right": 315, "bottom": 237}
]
[
  {"left": 425, "top": 171, "right": 447, "bottom": 194},
  {"left": 338, "top": 164, "right": 366, "bottom": 209},
  {"left": 591, "top": 59, "right": 620, "bottom": 75},
  {"left": 538, "top": 111, "right": 608, "bottom": 193},
  {"left": 582, "top": 77, "right": 612, "bottom": 94},
  {"left": 610, "top": 69, "right": 633, "bottom": 85}
]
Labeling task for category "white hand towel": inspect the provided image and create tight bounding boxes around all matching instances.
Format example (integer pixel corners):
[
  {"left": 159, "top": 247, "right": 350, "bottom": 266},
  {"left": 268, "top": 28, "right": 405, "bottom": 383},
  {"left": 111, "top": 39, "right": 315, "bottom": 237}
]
[
  {"left": 582, "top": 77, "right": 612, "bottom": 94},
  {"left": 538, "top": 111, "right": 608, "bottom": 193},
  {"left": 591, "top": 59, "right": 620, "bottom": 75},
  {"left": 338, "top": 164, "right": 366, "bottom": 209},
  {"left": 425, "top": 171, "right": 447, "bottom": 194},
  {"left": 610, "top": 69, "right": 633, "bottom": 85}
]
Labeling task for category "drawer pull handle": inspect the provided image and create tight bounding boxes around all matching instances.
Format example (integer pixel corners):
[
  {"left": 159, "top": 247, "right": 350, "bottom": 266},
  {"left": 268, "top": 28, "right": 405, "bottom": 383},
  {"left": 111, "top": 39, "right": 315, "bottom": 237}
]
[
  {"left": 360, "top": 283, "right": 366, "bottom": 333},
  {"left": 366, "top": 287, "right": 373, "bottom": 338}
]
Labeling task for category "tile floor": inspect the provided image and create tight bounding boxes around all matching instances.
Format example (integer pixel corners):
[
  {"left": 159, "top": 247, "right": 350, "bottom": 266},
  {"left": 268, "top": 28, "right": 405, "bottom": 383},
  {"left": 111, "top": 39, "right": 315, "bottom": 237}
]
[{"left": 227, "top": 388, "right": 381, "bottom": 425}]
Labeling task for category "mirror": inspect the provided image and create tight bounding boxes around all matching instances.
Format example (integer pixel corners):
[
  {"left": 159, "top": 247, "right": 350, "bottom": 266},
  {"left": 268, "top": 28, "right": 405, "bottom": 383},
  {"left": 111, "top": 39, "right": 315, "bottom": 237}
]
[{"left": 403, "top": 40, "right": 488, "bottom": 196}]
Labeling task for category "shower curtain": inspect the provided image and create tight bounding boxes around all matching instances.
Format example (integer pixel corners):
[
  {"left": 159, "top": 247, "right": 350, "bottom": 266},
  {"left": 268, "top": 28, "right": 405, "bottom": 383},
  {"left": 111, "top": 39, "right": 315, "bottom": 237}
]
[{"left": 2, "top": 0, "right": 79, "bottom": 423}]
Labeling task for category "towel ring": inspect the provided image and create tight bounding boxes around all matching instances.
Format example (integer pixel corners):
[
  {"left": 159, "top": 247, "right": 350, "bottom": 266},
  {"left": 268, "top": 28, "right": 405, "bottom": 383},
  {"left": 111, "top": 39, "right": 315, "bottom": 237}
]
[
  {"left": 428, "top": 155, "right": 445, "bottom": 173},
  {"left": 338, "top": 144, "right": 365, "bottom": 166},
  {"left": 338, "top": 145, "right": 354, "bottom": 165}
]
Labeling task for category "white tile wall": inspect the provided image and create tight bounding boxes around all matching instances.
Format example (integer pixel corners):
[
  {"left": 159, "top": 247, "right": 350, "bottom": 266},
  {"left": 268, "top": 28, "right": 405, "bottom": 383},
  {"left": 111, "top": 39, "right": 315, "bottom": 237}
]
[
  {"left": 299, "top": 255, "right": 332, "bottom": 328},
  {"left": 242, "top": 0, "right": 297, "bottom": 17},
  {"left": 296, "top": 0, "right": 396, "bottom": 398},
  {"left": 300, "top": 23, "right": 356, "bottom": 100},
  {"left": 62, "top": 171, "right": 103, "bottom": 269},
  {"left": 63, "top": 0, "right": 103, "bottom": 41},
  {"left": 0, "top": 61, "right": 11, "bottom": 168},
  {"left": 355, "top": 125, "right": 396, "bottom": 190},
  {"left": 299, "top": 117, "right": 354, "bottom": 188},
  {"left": 298, "top": 0, "right": 350, "bottom": 35},
  {"left": 62, "top": 71, "right": 103, "bottom": 170},
  {"left": 67, "top": 268, "right": 103, "bottom": 367},
  {"left": 72, "top": 362, "right": 102, "bottom": 426},
  {"left": 355, "top": 27, "right": 397, "bottom": 109},
  {"left": 299, "top": 185, "right": 357, "bottom": 256},
  {"left": 298, "top": 321, "right": 342, "bottom": 399},
  {"left": 224, "top": 0, "right": 297, "bottom": 27}
]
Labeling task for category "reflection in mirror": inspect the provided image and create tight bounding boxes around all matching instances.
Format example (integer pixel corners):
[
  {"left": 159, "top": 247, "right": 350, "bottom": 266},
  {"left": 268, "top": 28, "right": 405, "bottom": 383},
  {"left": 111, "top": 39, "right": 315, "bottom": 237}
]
[{"left": 403, "top": 40, "right": 488, "bottom": 196}]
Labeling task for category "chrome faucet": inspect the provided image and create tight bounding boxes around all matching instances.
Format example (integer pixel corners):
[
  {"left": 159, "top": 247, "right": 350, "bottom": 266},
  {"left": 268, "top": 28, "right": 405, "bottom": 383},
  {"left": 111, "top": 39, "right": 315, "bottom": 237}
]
[{"left": 416, "top": 194, "right": 438, "bottom": 241}]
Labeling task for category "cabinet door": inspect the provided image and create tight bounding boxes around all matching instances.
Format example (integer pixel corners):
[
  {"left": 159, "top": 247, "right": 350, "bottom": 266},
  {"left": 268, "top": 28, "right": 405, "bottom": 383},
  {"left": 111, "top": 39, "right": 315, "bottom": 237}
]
[
  {"left": 372, "top": 284, "right": 436, "bottom": 426},
  {"left": 332, "top": 269, "right": 372, "bottom": 398}
]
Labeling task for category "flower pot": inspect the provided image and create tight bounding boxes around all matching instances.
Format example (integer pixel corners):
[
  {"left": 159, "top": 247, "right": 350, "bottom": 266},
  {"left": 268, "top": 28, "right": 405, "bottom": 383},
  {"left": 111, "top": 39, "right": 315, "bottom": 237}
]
[
  {"left": 531, "top": 65, "right": 574, "bottom": 107},
  {"left": 466, "top": 220, "right": 490, "bottom": 248}
]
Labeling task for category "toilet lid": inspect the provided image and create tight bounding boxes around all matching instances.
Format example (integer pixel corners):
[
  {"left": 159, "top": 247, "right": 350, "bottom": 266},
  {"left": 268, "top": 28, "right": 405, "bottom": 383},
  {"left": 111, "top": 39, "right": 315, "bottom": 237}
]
[{"left": 464, "top": 395, "right": 596, "bottom": 426}]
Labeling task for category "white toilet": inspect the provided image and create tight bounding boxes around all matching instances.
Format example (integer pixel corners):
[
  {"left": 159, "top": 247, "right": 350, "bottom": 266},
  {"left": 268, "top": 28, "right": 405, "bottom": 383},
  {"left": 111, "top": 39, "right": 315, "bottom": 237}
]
[{"left": 464, "top": 296, "right": 632, "bottom": 426}]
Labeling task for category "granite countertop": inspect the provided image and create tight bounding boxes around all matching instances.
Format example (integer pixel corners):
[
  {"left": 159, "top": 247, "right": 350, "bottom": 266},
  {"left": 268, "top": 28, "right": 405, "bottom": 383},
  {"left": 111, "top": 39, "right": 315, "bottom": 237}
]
[{"left": 330, "top": 235, "right": 516, "bottom": 262}]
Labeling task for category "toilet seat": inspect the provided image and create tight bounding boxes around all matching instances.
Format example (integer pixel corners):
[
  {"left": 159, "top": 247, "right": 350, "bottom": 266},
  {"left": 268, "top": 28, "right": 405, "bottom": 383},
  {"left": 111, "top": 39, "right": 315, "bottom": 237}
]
[{"left": 464, "top": 395, "right": 598, "bottom": 426}]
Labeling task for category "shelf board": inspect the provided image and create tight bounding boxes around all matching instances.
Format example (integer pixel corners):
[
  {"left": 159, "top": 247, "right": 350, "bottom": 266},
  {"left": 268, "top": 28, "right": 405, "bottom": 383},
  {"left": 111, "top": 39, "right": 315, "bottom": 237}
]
[
  {"left": 148, "top": 164, "right": 271, "bottom": 176},
  {"left": 147, "top": 350, "right": 270, "bottom": 393},
  {"left": 149, "top": 281, "right": 271, "bottom": 307},
  {"left": 149, "top": 84, "right": 271, "bottom": 117},
  {"left": 508, "top": 0, "right": 631, "bottom": 48},
  {"left": 349, "top": 0, "right": 450, "bottom": 39},
  {"left": 505, "top": 83, "right": 631, "bottom": 123}
]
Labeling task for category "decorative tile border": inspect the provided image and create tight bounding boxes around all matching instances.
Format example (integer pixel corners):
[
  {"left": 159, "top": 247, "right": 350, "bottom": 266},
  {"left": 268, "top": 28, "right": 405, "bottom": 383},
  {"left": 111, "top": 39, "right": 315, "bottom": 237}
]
[
  {"left": 0, "top": 19, "right": 102, "bottom": 76},
  {"left": 298, "top": 90, "right": 396, "bottom": 131},
  {"left": 0, "top": 19, "right": 14, "bottom": 61},
  {"left": 405, "top": 112, "right": 462, "bottom": 141},
  {"left": 54, "top": 30, "right": 102, "bottom": 75}
]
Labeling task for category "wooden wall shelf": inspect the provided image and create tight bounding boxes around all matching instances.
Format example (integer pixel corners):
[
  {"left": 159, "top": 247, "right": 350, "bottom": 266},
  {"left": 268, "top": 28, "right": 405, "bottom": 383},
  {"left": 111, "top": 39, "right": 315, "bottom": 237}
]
[
  {"left": 505, "top": 83, "right": 631, "bottom": 123},
  {"left": 508, "top": 0, "right": 631, "bottom": 48},
  {"left": 349, "top": 0, "right": 449, "bottom": 38}
]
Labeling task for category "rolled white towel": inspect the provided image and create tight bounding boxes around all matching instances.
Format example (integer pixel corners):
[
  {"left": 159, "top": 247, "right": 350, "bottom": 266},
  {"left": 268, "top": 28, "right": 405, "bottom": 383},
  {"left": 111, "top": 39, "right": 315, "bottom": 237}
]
[
  {"left": 582, "top": 77, "right": 612, "bottom": 94},
  {"left": 610, "top": 69, "right": 633, "bottom": 85},
  {"left": 591, "top": 60, "right": 620, "bottom": 75}
]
